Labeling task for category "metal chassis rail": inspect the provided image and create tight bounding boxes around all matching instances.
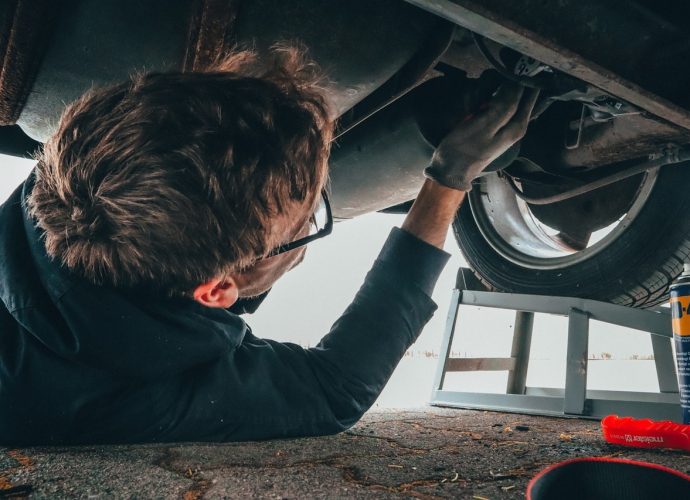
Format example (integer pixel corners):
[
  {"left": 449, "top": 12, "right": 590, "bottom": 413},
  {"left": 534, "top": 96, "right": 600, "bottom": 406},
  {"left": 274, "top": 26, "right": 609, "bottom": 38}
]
[
  {"left": 430, "top": 268, "right": 682, "bottom": 422},
  {"left": 404, "top": 0, "right": 690, "bottom": 131}
]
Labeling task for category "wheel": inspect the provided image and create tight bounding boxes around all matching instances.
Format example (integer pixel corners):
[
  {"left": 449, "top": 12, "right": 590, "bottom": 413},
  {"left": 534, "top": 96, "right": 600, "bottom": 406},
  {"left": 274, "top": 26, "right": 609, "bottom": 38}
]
[{"left": 453, "top": 163, "right": 690, "bottom": 307}]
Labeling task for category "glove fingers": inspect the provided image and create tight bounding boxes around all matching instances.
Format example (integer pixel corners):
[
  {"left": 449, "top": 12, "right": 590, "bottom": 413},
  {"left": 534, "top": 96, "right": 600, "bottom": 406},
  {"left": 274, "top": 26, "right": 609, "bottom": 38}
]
[
  {"left": 496, "top": 88, "right": 540, "bottom": 146},
  {"left": 476, "top": 83, "right": 524, "bottom": 134}
]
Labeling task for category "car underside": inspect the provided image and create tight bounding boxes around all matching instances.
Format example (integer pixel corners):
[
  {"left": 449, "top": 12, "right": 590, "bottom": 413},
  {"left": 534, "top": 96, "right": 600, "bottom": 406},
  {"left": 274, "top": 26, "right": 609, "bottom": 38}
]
[{"left": 2, "top": 0, "right": 690, "bottom": 307}]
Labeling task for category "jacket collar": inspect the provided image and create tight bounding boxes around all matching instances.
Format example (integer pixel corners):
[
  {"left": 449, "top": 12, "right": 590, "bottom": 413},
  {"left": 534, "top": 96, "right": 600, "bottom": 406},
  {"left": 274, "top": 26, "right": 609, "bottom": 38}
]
[{"left": 0, "top": 170, "right": 248, "bottom": 379}]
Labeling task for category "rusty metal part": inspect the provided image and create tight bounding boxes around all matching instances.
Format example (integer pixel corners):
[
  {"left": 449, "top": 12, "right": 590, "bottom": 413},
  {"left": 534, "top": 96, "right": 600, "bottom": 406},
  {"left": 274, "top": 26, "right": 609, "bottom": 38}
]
[
  {"left": 0, "top": 0, "right": 60, "bottom": 125},
  {"left": 404, "top": 0, "right": 690, "bottom": 130},
  {"left": 508, "top": 147, "right": 690, "bottom": 206},
  {"left": 506, "top": 171, "right": 644, "bottom": 224},
  {"left": 183, "top": 0, "right": 240, "bottom": 72},
  {"left": 517, "top": 100, "right": 690, "bottom": 176},
  {"left": 560, "top": 114, "right": 690, "bottom": 168}
]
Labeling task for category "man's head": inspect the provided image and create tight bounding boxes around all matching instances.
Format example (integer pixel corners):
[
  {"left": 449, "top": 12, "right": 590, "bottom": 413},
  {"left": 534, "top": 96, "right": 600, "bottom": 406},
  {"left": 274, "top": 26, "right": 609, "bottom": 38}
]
[{"left": 28, "top": 47, "right": 334, "bottom": 306}]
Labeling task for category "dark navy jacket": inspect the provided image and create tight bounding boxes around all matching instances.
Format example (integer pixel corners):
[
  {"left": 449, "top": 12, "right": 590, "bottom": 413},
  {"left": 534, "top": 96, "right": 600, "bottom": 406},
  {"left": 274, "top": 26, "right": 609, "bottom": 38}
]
[{"left": 0, "top": 174, "right": 448, "bottom": 445}]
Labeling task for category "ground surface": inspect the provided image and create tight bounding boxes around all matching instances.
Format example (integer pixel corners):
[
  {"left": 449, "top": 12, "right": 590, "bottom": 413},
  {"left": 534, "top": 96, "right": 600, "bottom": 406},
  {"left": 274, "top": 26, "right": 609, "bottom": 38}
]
[{"left": 1, "top": 407, "right": 688, "bottom": 499}]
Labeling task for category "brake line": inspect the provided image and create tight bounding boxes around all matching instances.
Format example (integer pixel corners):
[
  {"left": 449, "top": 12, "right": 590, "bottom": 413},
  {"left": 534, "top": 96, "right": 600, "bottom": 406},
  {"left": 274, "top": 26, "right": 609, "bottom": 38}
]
[{"left": 504, "top": 147, "right": 690, "bottom": 205}]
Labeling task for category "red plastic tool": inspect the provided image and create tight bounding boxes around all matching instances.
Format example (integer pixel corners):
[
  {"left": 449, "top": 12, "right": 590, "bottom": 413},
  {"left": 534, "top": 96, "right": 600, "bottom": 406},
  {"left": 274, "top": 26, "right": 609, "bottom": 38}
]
[{"left": 601, "top": 415, "right": 690, "bottom": 451}]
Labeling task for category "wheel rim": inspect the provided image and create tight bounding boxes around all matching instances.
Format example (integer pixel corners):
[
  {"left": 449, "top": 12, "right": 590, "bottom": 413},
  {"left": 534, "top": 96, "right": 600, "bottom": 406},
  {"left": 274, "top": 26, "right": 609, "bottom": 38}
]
[{"left": 467, "top": 171, "right": 659, "bottom": 270}]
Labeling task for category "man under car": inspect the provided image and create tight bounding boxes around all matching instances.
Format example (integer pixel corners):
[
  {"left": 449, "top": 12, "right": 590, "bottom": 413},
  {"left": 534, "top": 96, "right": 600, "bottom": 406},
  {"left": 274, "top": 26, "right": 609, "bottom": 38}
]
[{"left": 0, "top": 48, "right": 537, "bottom": 444}]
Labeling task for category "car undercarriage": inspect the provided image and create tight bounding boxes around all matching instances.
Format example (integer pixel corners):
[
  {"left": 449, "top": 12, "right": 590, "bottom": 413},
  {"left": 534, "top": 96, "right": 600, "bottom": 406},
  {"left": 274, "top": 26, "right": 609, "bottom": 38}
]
[{"left": 2, "top": 0, "right": 690, "bottom": 307}]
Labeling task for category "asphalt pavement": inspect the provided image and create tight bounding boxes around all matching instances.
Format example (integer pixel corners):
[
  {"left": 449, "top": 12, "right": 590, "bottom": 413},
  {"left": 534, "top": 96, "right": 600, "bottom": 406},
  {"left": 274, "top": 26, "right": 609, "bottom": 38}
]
[{"left": 1, "top": 408, "right": 688, "bottom": 499}]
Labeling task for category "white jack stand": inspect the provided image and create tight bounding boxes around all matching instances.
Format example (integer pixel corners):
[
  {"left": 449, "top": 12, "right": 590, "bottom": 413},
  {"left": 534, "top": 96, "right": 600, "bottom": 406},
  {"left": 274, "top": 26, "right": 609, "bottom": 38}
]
[{"left": 430, "top": 268, "right": 682, "bottom": 422}]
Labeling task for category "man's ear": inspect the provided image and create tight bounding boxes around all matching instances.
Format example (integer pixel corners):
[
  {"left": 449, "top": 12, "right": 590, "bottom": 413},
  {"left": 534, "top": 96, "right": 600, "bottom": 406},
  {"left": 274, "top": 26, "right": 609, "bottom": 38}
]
[{"left": 193, "top": 278, "right": 239, "bottom": 309}]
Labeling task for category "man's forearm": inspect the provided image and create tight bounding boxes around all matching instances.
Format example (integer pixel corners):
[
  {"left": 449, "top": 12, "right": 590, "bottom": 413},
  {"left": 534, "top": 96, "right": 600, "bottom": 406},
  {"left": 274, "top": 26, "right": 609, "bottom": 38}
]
[
  {"left": 403, "top": 84, "right": 538, "bottom": 249},
  {"left": 401, "top": 179, "right": 465, "bottom": 249}
]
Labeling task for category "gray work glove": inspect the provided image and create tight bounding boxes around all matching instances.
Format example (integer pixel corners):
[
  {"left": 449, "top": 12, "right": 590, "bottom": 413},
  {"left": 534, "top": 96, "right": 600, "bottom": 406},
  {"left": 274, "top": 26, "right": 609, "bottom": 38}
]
[{"left": 424, "top": 84, "right": 540, "bottom": 191}]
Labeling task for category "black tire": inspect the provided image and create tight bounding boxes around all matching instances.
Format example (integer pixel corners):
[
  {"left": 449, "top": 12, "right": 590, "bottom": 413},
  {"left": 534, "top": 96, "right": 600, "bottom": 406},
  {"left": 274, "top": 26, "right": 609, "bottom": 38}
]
[{"left": 453, "top": 164, "right": 690, "bottom": 307}]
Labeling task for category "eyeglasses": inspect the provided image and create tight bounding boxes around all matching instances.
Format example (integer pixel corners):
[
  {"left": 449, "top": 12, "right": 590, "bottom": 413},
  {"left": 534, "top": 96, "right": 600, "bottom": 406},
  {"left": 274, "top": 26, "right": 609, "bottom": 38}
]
[{"left": 267, "top": 189, "right": 333, "bottom": 257}]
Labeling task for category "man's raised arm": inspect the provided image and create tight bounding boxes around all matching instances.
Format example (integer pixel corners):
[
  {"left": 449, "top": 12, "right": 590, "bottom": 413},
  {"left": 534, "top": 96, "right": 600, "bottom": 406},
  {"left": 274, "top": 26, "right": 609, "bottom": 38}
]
[{"left": 129, "top": 85, "right": 539, "bottom": 444}]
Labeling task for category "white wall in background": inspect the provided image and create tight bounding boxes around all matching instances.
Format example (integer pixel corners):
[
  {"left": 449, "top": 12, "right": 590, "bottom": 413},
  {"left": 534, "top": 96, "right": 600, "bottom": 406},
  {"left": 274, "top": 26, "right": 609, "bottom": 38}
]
[{"left": 0, "top": 155, "right": 34, "bottom": 203}]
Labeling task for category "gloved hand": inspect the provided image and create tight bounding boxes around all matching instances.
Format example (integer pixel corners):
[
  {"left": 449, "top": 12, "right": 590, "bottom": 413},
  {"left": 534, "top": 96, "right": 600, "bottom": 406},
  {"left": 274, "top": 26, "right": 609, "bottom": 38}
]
[{"left": 424, "top": 84, "right": 539, "bottom": 191}]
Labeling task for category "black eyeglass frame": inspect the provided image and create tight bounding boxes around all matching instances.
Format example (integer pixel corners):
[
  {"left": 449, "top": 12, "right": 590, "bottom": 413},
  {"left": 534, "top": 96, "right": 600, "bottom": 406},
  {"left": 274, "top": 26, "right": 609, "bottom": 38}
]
[{"left": 267, "top": 189, "right": 333, "bottom": 257}]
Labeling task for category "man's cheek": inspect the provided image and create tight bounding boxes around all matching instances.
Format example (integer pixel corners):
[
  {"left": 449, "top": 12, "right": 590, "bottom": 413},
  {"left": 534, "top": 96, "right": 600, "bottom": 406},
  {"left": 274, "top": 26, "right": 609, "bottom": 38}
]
[{"left": 289, "top": 248, "right": 307, "bottom": 270}]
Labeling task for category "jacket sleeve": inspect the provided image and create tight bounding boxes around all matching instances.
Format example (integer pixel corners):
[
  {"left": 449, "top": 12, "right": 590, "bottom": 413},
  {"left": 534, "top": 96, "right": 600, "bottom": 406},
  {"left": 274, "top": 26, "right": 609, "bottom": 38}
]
[{"left": 154, "top": 228, "right": 450, "bottom": 442}]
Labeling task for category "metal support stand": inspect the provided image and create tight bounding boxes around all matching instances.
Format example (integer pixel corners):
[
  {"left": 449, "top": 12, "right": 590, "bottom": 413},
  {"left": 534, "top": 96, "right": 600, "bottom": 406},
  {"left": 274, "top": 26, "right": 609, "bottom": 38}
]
[
  {"left": 430, "top": 268, "right": 682, "bottom": 422},
  {"left": 506, "top": 311, "right": 533, "bottom": 395}
]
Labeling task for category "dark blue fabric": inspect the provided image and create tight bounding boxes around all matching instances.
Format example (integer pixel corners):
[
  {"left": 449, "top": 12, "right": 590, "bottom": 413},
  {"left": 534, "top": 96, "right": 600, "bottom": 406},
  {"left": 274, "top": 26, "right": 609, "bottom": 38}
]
[{"left": 0, "top": 174, "right": 449, "bottom": 445}]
